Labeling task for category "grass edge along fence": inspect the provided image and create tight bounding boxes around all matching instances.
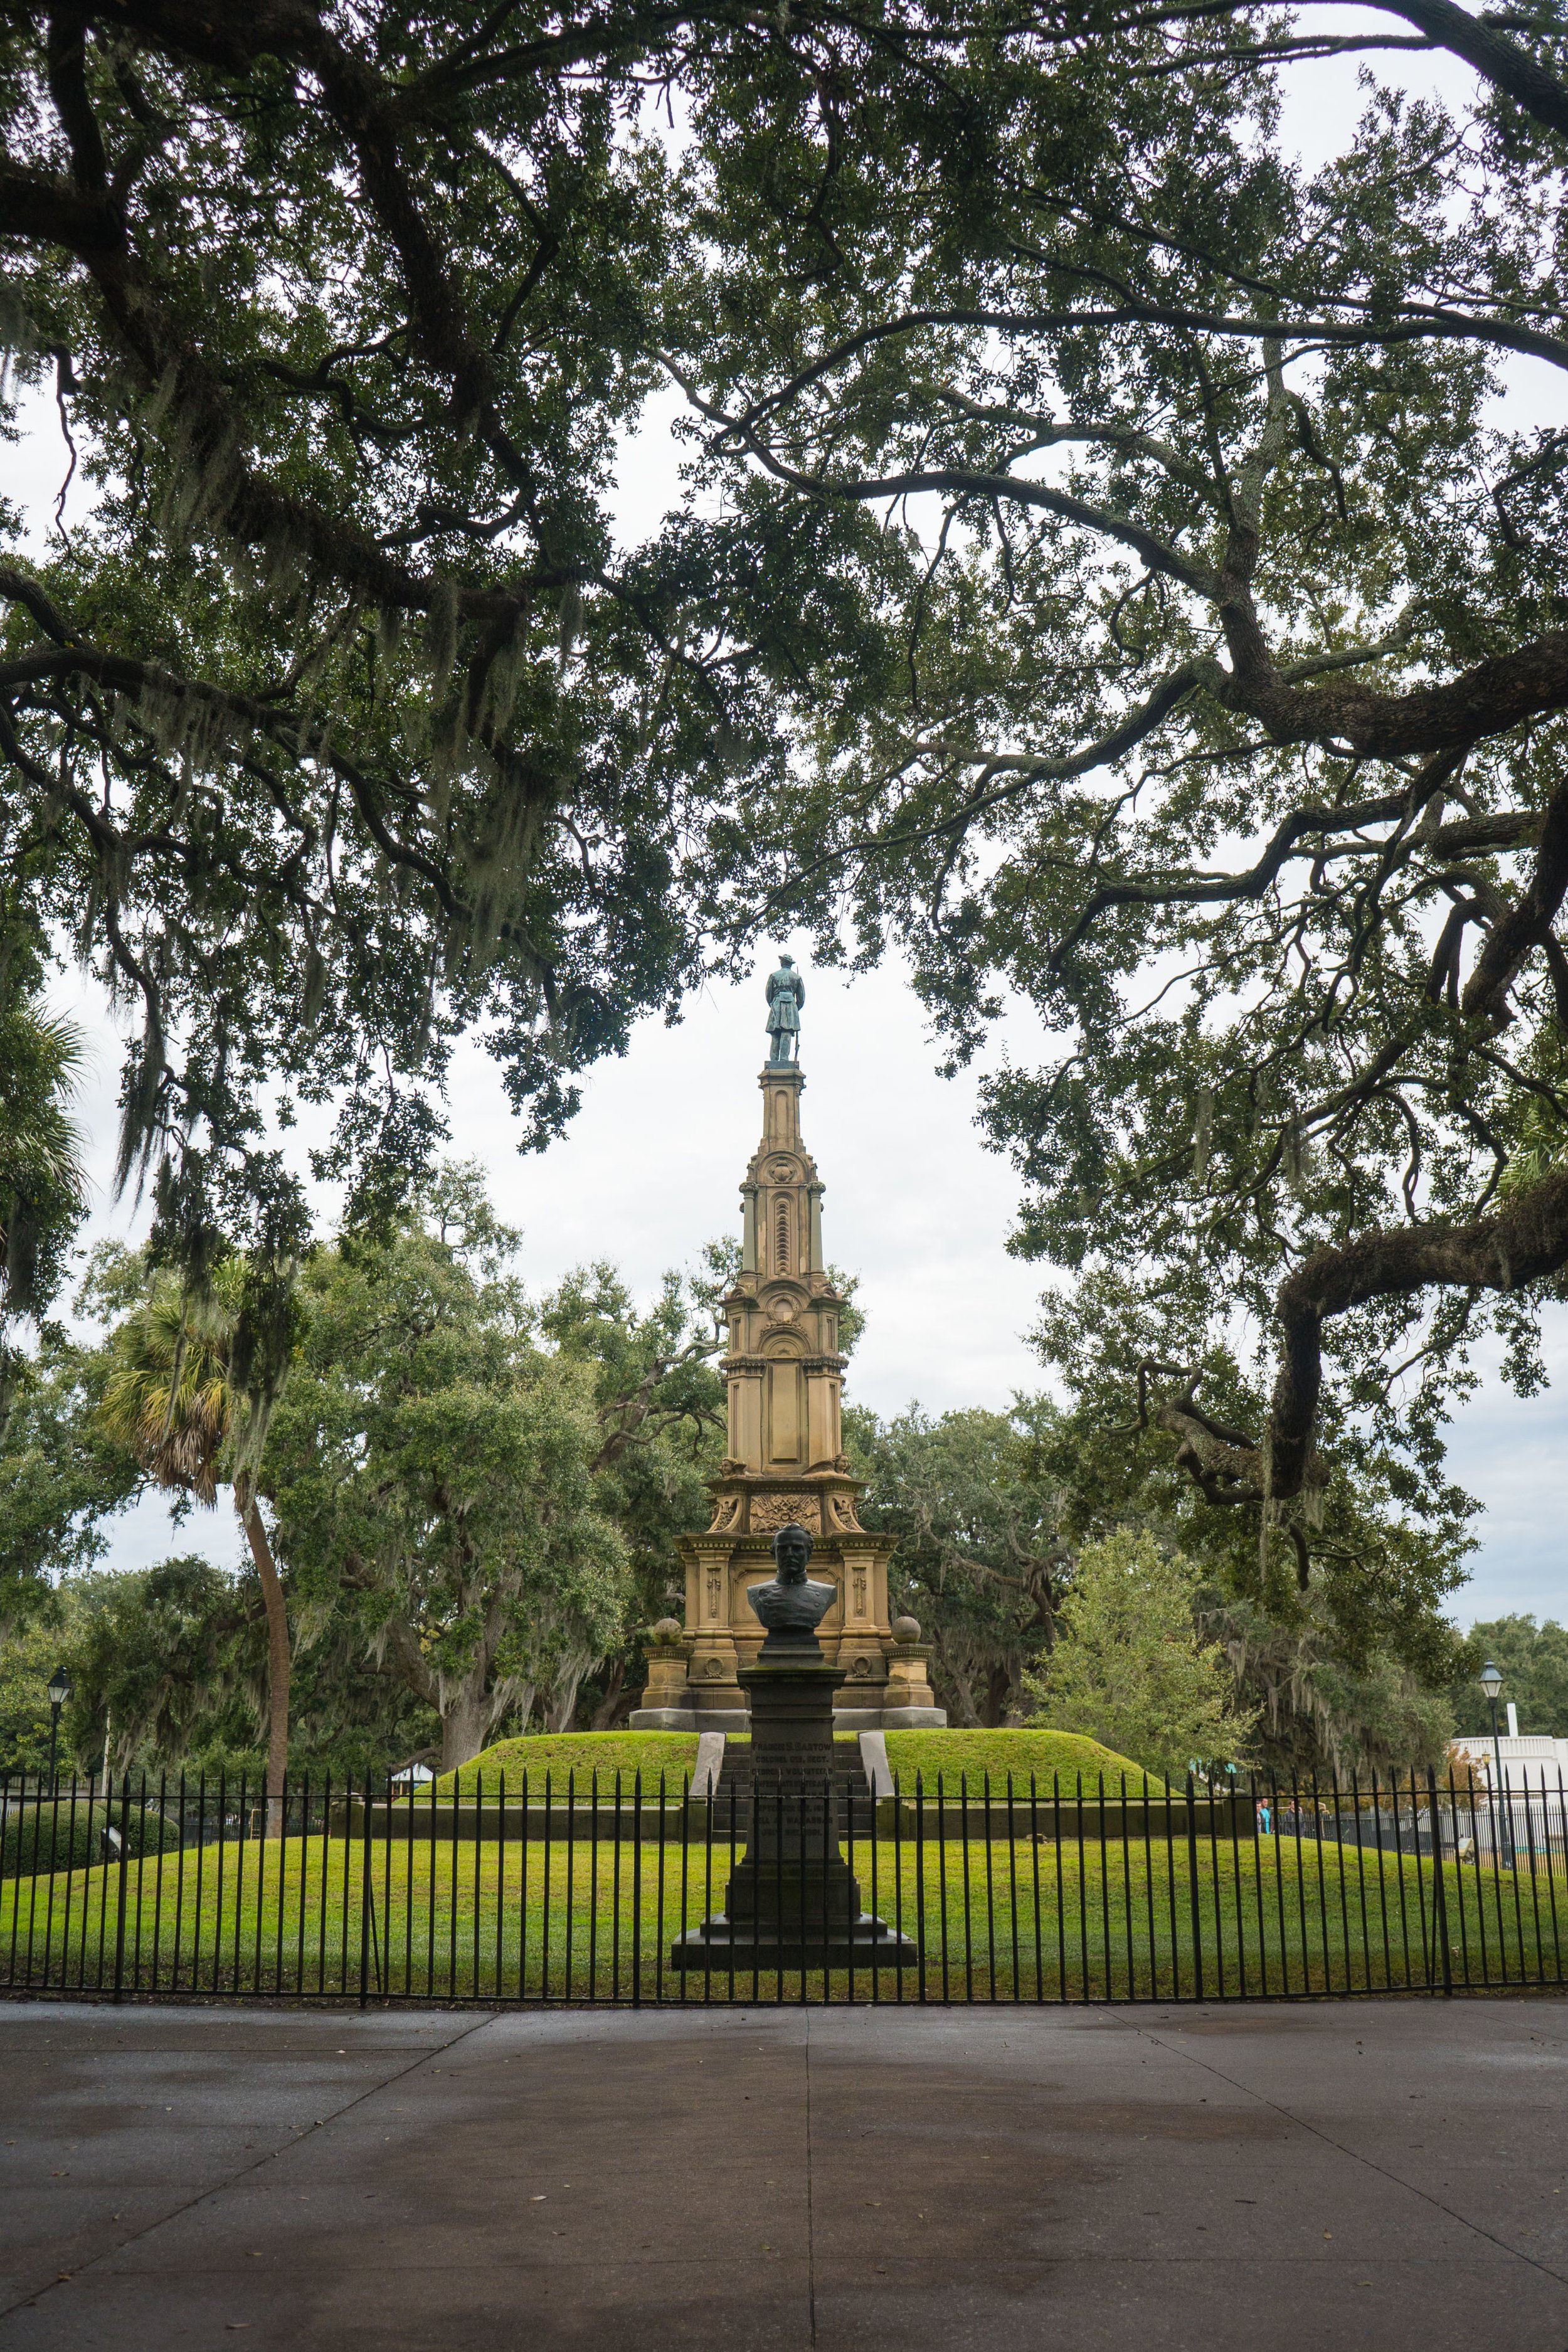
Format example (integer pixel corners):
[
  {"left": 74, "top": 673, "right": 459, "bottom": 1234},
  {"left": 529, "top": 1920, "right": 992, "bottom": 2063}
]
[{"left": 1, "top": 1764, "right": 1564, "bottom": 2007}]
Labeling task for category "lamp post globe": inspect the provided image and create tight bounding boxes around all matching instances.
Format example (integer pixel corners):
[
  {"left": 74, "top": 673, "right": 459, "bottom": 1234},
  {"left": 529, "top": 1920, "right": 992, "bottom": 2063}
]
[{"left": 45, "top": 1666, "right": 71, "bottom": 1796}]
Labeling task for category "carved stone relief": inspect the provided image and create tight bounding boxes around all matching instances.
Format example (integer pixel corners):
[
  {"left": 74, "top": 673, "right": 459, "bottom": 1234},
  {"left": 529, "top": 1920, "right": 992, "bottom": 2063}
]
[
  {"left": 708, "top": 1495, "right": 741, "bottom": 1533},
  {"left": 828, "top": 1494, "right": 864, "bottom": 1532},
  {"left": 748, "top": 1491, "right": 820, "bottom": 1533}
]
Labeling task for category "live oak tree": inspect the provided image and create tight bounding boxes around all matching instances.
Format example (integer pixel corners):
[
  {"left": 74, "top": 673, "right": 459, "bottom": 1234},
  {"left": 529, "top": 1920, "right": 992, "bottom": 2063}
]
[
  {"left": 1448, "top": 1614, "right": 1568, "bottom": 1738},
  {"left": 55, "top": 1554, "right": 438, "bottom": 1784},
  {"left": 672, "top": 1, "right": 1568, "bottom": 1576},
  {"left": 1032, "top": 1266, "right": 1471, "bottom": 1768},
  {"left": 0, "top": 0, "right": 877, "bottom": 1281},
  {"left": 0, "top": 1249, "right": 140, "bottom": 1636},
  {"left": 12, "top": 0, "right": 1568, "bottom": 1627},
  {"left": 0, "top": 909, "right": 89, "bottom": 1560},
  {"left": 845, "top": 1367, "right": 1465, "bottom": 1761},
  {"left": 261, "top": 1172, "right": 628, "bottom": 1771},
  {"left": 538, "top": 1255, "right": 728, "bottom": 1725},
  {"left": 0, "top": 952, "right": 85, "bottom": 1380},
  {"left": 845, "top": 1399, "right": 1072, "bottom": 1725}
]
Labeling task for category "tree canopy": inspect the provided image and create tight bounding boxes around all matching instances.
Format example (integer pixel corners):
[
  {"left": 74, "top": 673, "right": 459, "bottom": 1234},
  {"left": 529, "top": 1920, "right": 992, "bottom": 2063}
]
[
  {"left": 262, "top": 1172, "right": 629, "bottom": 1769},
  {"left": 1451, "top": 1614, "right": 1568, "bottom": 1738},
  {"left": 7, "top": 0, "right": 1568, "bottom": 1624},
  {"left": 0, "top": 0, "right": 827, "bottom": 1264},
  {"left": 671, "top": 1, "right": 1568, "bottom": 1571},
  {"left": 847, "top": 1399, "right": 1069, "bottom": 1724},
  {"left": 1024, "top": 1527, "right": 1256, "bottom": 1781}
]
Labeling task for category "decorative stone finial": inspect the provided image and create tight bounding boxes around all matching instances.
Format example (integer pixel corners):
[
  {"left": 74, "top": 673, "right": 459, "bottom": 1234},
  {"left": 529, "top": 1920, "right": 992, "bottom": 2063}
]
[{"left": 891, "top": 1614, "right": 921, "bottom": 1643}]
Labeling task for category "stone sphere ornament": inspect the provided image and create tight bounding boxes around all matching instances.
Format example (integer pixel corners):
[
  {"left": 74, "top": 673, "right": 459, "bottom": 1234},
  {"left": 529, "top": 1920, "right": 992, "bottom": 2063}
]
[{"left": 891, "top": 1615, "right": 922, "bottom": 1643}]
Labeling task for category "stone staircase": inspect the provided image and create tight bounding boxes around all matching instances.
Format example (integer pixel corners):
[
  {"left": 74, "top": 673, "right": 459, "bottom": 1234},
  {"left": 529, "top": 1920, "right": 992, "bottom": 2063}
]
[{"left": 697, "top": 1738, "right": 879, "bottom": 1837}]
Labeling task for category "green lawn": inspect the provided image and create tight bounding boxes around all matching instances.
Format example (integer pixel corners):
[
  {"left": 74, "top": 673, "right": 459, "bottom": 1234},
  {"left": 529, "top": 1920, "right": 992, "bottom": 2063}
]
[{"left": 2, "top": 1823, "right": 1557, "bottom": 2003}]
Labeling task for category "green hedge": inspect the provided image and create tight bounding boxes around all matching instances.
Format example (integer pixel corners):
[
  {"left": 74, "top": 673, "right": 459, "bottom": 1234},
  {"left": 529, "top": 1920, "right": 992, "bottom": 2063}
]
[{"left": 1, "top": 1800, "right": 184, "bottom": 1880}]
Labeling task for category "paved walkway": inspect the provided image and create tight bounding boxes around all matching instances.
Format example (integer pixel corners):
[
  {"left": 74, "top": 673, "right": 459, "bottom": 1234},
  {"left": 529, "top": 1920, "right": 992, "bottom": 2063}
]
[{"left": 2, "top": 1997, "right": 1567, "bottom": 2348}]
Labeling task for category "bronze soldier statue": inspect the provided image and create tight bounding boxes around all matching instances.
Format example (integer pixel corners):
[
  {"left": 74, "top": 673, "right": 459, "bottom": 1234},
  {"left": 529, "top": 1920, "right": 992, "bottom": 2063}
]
[{"left": 765, "top": 954, "right": 804, "bottom": 1066}]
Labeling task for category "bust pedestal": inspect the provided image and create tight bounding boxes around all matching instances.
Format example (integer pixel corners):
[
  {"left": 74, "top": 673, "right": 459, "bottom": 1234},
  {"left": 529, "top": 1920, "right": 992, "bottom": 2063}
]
[{"left": 671, "top": 1648, "right": 919, "bottom": 1973}]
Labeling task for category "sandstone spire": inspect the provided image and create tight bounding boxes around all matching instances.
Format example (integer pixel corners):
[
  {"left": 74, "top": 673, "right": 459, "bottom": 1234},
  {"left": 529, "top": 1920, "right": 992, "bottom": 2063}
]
[{"left": 630, "top": 976, "right": 945, "bottom": 1732}]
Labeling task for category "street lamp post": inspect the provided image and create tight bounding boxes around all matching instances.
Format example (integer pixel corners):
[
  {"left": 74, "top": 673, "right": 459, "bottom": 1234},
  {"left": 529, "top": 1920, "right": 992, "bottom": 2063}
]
[
  {"left": 45, "top": 1666, "right": 71, "bottom": 1796},
  {"left": 1479, "top": 1660, "right": 1512, "bottom": 1867}
]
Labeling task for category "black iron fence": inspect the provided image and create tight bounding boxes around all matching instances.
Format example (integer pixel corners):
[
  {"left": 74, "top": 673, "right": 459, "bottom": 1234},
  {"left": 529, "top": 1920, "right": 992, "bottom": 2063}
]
[{"left": 3, "top": 1763, "right": 1565, "bottom": 2005}]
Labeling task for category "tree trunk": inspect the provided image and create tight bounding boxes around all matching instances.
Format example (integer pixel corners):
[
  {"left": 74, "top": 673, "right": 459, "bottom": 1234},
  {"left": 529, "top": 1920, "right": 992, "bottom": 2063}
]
[
  {"left": 980, "top": 1661, "right": 1014, "bottom": 1728},
  {"left": 1269, "top": 1159, "right": 1568, "bottom": 1496},
  {"left": 438, "top": 1676, "right": 494, "bottom": 1776},
  {"left": 591, "top": 1660, "right": 633, "bottom": 1730},
  {"left": 544, "top": 1665, "right": 587, "bottom": 1734},
  {"left": 235, "top": 1480, "right": 290, "bottom": 1834}
]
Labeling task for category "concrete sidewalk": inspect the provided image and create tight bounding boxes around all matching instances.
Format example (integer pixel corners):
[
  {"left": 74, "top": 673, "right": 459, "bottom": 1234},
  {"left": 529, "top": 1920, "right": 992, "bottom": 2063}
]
[{"left": 2, "top": 1998, "right": 1567, "bottom": 2349}]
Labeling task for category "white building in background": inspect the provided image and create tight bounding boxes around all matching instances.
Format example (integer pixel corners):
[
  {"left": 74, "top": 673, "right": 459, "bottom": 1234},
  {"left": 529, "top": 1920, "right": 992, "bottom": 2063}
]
[
  {"left": 1451, "top": 1734, "right": 1568, "bottom": 1789},
  {"left": 1453, "top": 1707, "right": 1568, "bottom": 1791}
]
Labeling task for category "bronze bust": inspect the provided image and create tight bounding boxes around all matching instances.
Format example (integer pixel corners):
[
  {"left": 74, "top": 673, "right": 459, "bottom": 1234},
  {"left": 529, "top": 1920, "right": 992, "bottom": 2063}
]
[{"left": 748, "top": 1523, "right": 835, "bottom": 1649}]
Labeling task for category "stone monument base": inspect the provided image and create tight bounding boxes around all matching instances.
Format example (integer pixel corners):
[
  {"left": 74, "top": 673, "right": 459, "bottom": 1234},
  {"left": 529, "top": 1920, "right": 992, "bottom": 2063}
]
[
  {"left": 630, "top": 1615, "right": 947, "bottom": 1734},
  {"left": 630, "top": 1700, "right": 946, "bottom": 1733},
  {"left": 672, "top": 1912, "right": 919, "bottom": 1971}
]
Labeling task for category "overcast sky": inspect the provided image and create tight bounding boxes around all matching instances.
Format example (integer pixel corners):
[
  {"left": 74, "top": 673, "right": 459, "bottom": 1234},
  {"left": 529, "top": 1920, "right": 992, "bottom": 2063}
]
[{"left": 8, "top": 17, "right": 1564, "bottom": 1638}]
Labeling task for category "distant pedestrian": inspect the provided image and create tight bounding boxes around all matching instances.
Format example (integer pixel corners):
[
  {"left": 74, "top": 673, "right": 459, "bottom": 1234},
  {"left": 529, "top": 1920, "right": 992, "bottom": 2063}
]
[{"left": 1256, "top": 1799, "right": 1272, "bottom": 1836}]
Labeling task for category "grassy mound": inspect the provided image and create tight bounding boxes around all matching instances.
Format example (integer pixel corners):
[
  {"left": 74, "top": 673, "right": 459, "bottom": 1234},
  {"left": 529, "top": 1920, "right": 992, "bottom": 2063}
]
[
  {"left": 438, "top": 1732, "right": 699, "bottom": 1796},
  {"left": 882, "top": 1729, "right": 1162, "bottom": 1793},
  {"left": 435, "top": 1724, "right": 1157, "bottom": 1800}
]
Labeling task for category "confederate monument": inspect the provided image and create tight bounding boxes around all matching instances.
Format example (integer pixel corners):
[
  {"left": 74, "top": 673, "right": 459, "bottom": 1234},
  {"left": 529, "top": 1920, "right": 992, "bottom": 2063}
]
[{"left": 631, "top": 957, "right": 945, "bottom": 1732}]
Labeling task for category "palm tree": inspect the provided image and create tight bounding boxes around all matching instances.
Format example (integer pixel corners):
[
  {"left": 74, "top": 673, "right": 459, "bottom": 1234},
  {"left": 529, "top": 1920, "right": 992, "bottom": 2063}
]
[
  {"left": 100, "top": 1266, "right": 292, "bottom": 1827},
  {"left": 0, "top": 992, "right": 87, "bottom": 1334}
]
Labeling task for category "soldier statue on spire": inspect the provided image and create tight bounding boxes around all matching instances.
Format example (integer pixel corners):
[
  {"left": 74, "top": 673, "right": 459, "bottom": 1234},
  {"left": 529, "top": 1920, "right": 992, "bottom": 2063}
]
[{"left": 765, "top": 953, "right": 804, "bottom": 1065}]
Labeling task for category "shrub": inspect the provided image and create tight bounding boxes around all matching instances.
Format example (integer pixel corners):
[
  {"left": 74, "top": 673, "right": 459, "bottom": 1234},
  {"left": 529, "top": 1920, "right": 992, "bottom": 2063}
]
[{"left": 1, "top": 1799, "right": 183, "bottom": 1880}]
